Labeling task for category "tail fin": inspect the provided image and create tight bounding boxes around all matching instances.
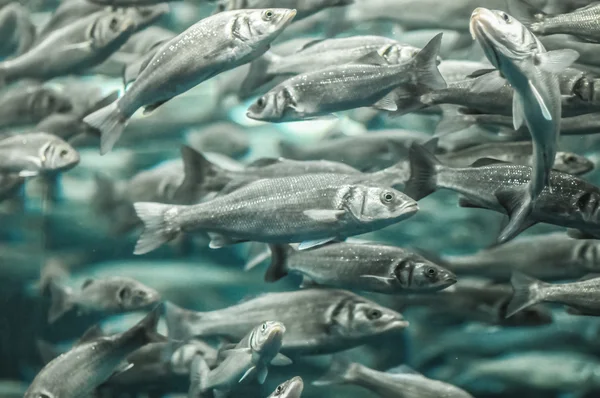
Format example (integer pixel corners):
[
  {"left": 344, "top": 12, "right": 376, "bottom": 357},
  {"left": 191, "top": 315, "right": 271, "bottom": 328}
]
[
  {"left": 404, "top": 142, "right": 442, "bottom": 200},
  {"left": 507, "top": 0, "right": 543, "bottom": 26},
  {"left": 238, "top": 52, "right": 280, "bottom": 100},
  {"left": 122, "top": 305, "right": 162, "bottom": 347},
  {"left": 413, "top": 33, "right": 447, "bottom": 91},
  {"left": 506, "top": 271, "right": 548, "bottom": 318},
  {"left": 48, "top": 280, "right": 74, "bottom": 323},
  {"left": 264, "top": 244, "right": 290, "bottom": 282},
  {"left": 244, "top": 242, "right": 271, "bottom": 271},
  {"left": 189, "top": 354, "right": 210, "bottom": 396},
  {"left": 495, "top": 188, "right": 535, "bottom": 244},
  {"left": 313, "top": 356, "right": 356, "bottom": 386},
  {"left": 164, "top": 301, "right": 198, "bottom": 340},
  {"left": 174, "top": 146, "right": 221, "bottom": 204},
  {"left": 39, "top": 258, "right": 69, "bottom": 296},
  {"left": 133, "top": 202, "right": 181, "bottom": 255},
  {"left": 83, "top": 101, "right": 127, "bottom": 155}
]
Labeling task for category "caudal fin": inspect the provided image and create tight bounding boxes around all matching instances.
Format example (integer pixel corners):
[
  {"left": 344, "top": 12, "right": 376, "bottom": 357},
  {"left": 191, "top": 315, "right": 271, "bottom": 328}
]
[
  {"left": 506, "top": 271, "right": 548, "bottom": 317},
  {"left": 405, "top": 141, "right": 442, "bottom": 200},
  {"left": 495, "top": 188, "right": 535, "bottom": 244},
  {"left": 83, "top": 101, "right": 127, "bottom": 155},
  {"left": 413, "top": 33, "right": 447, "bottom": 91},
  {"left": 264, "top": 244, "right": 290, "bottom": 282},
  {"left": 189, "top": 354, "right": 210, "bottom": 396},
  {"left": 507, "top": 0, "right": 543, "bottom": 26},
  {"left": 122, "top": 305, "right": 163, "bottom": 347},
  {"left": 175, "top": 146, "right": 222, "bottom": 204},
  {"left": 133, "top": 202, "right": 181, "bottom": 255},
  {"left": 313, "top": 356, "right": 356, "bottom": 386},
  {"left": 238, "top": 52, "right": 280, "bottom": 100},
  {"left": 48, "top": 280, "right": 74, "bottom": 323},
  {"left": 164, "top": 301, "right": 198, "bottom": 341}
]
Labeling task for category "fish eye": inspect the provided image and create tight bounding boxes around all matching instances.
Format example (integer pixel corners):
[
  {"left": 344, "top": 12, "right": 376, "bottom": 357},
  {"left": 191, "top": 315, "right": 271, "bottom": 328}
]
[
  {"left": 425, "top": 267, "right": 437, "bottom": 277},
  {"left": 256, "top": 97, "right": 266, "bottom": 108},
  {"left": 109, "top": 17, "right": 119, "bottom": 30},
  {"left": 564, "top": 155, "right": 576, "bottom": 163},
  {"left": 275, "top": 384, "right": 284, "bottom": 394},
  {"left": 366, "top": 309, "right": 382, "bottom": 320},
  {"left": 118, "top": 286, "right": 131, "bottom": 302},
  {"left": 263, "top": 9, "right": 274, "bottom": 20},
  {"left": 59, "top": 149, "right": 68, "bottom": 158},
  {"left": 261, "top": 322, "right": 268, "bottom": 331},
  {"left": 501, "top": 12, "right": 510, "bottom": 23},
  {"left": 380, "top": 191, "right": 395, "bottom": 204}
]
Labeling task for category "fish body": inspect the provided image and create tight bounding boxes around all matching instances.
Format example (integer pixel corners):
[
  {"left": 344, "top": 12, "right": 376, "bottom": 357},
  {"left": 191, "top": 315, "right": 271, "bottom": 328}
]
[
  {"left": 267, "top": 376, "right": 304, "bottom": 398},
  {"left": 263, "top": 242, "right": 456, "bottom": 294},
  {"left": 215, "top": 0, "right": 352, "bottom": 20},
  {"left": 0, "top": 84, "right": 72, "bottom": 129},
  {"left": 84, "top": 8, "right": 297, "bottom": 154},
  {"left": 164, "top": 289, "right": 408, "bottom": 355},
  {"left": 133, "top": 173, "right": 418, "bottom": 254},
  {"left": 0, "top": 3, "right": 36, "bottom": 57}
]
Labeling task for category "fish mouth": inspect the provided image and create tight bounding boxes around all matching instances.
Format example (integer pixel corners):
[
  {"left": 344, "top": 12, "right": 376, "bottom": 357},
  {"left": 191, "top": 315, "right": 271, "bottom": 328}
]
[
  {"left": 398, "top": 202, "right": 419, "bottom": 217},
  {"left": 469, "top": 8, "right": 490, "bottom": 41},
  {"left": 289, "top": 376, "right": 304, "bottom": 392},
  {"left": 281, "top": 9, "right": 297, "bottom": 26},
  {"left": 266, "top": 323, "right": 286, "bottom": 343}
]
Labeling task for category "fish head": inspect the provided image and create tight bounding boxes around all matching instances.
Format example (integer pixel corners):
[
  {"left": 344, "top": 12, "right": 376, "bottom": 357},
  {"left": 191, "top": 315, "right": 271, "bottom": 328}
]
[
  {"left": 470, "top": 8, "right": 538, "bottom": 69},
  {"left": 347, "top": 186, "right": 418, "bottom": 223},
  {"left": 268, "top": 376, "right": 304, "bottom": 398},
  {"left": 247, "top": 87, "right": 295, "bottom": 122},
  {"left": 554, "top": 152, "right": 594, "bottom": 175},
  {"left": 31, "top": 88, "right": 72, "bottom": 119},
  {"left": 394, "top": 255, "right": 457, "bottom": 292},
  {"left": 91, "top": 12, "right": 136, "bottom": 48},
  {"left": 250, "top": 321, "right": 286, "bottom": 358},
  {"left": 346, "top": 301, "right": 409, "bottom": 337},
  {"left": 116, "top": 278, "right": 161, "bottom": 311},
  {"left": 235, "top": 8, "right": 297, "bottom": 45},
  {"left": 24, "top": 387, "right": 54, "bottom": 398},
  {"left": 40, "top": 137, "right": 80, "bottom": 172}
]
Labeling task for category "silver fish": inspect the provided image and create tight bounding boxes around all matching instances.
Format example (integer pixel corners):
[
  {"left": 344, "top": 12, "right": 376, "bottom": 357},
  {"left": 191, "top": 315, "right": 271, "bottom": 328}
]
[
  {"left": 0, "top": 3, "right": 36, "bottom": 57},
  {"left": 470, "top": 7, "right": 579, "bottom": 243},
  {"left": 246, "top": 33, "right": 446, "bottom": 122},
  {"left": 47, "top": 276, "right": 161, "bottom": 323},
  {"left": 191, "top": 321, "right": 291, "bottom": 396},
  {"left": 164, "top": 289, "right": 408, "bottom": 355},
  {"left": 24, "top": 306, "right": 161, "bottom": 398},
  {"left": 215, "top": 0, "right": 352, "bottom": 20},
  {"left": 267, "top": 376, "right": 304, "bottom": 398},
  {"left": 84, "top": 8, "right": 297, "bottom": 154},
  {"left": 0, "top": 11, "right": 136, "bottom": 85},
  {"left": 0, "top": 132, "right": 80, "bottom": 177},
  {"left": 314, "top": 358, "right": 474, "bottom": 398},
  {"left": 0, "top": 84, "right": 72, "bottom": 129},
  {"left": 262, "top": 242, "right": 456, "bottom": 294},
  {"left": 186, "top": 122, "right": 250, "bottom": 159},
  {"left": 133, "top": 173, "right": 417, "bottom": 254}
]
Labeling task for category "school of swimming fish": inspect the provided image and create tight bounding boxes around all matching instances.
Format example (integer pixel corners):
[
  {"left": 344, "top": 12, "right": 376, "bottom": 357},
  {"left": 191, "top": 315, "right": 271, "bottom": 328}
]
[{"left": 4, "top": 0, "right": 600, "bottom": 397}]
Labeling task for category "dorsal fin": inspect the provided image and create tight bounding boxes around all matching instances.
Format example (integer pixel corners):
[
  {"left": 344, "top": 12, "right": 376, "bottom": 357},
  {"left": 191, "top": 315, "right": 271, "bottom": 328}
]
[
  {"left": 75, "top": 325, "right": 105, "bottom": 346},
  {"left": 470, "top": 157, "right": 510, "bottom": 167},
  {"left": 82, "top": 279, "right": 95, "bottom": 289},
  {"left": 247, "top": 158, "right": 282, "bottom": 168}
]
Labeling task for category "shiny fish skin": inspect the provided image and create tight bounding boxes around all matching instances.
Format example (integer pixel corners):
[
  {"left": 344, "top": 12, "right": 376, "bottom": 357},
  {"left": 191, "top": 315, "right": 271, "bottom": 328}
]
[
  {"left": 0, "top": 84, "right": 73, "bottom": 129},
  {"left": 267, "top": 376, "right": 304, "bottom": 398},
  {"left": 164, "top": 289, "right": 408, "bottom": 355},
  {"left": 215, "top": 0, "right": 352, "bottom": 20},
  {"left": 84, "top": 8, "right": 297, "bottom": 154},
  {"left": 133, "top": 173, "right": 418, "bottom": 254}
]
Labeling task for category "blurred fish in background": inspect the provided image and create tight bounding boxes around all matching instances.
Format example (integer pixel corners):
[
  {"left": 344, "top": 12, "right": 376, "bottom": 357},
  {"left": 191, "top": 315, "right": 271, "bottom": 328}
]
[{"left": 4, "top": 0, "right": 600, "bottom": 397}]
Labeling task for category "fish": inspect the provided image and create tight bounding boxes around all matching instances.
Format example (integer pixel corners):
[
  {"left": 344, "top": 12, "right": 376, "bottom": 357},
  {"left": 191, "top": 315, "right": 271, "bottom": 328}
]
[
  {"left": 507, "top": 271, "right": 600, "bottom": 317},
  {"left": 0, "top": 3, "right": 36, "bottom": 57},
  {"left": 241, "top": 35, "right": 421, "bottom": 97},
  {"left": 0, "top": 10, "right": 137, "bottom": 85},
  {"left": 164, "top": 288, "right": 408, "bottom": 355},
  {"left": 133, "top": 173, "right": 418, "bottom": 254},
  {"left": 405, "top": 142, "right": 600, "bottom": 242},
  {"left": 314, "top": 357, "right": 474, "bottom": 398},
  {"left": 278, "top": 130, "right": 431, "bottom": 171},
  {"left": 186, "top": 122, "right": 250, "bottom": 159},
  {"left": 445, "top": 233, "right": 600, "bottom": 282},
  {"left": 0, "top": 132, "right": 80, "bottom": 177},
  {"left": 260, "top": 242, "right": 457, "bottom": 293},
  {"left": 47, "top": 276, "right": 161, "bottom": 323},
  {"left": 24, "top": 306, "right": 161, "bottom": 398},
  {"left": 215, "top": 0, "right": 352, "bottom": 21},
  {"left": 84, "top": 8, "right": 297, "bottom": 154},
  {"left": 267, "top": 376, "right": 304, "bottom": 398},
  {"left": 0, "top": 83, "right": 73, "bottom": 129},
  {"left": 246, "top": 33, "right": 446, "bottom": 122},
  {"left": 438, "top": 142, "right": 594, "bottom": 175},
  {"left": 470, "top": 7, "right": 580, "bottom": 243},
  {"left": 190, "top": 321, "right": 291, "bottom": 396}
]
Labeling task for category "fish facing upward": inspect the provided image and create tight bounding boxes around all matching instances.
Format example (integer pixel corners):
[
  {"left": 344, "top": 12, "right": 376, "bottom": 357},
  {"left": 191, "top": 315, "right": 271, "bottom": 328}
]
[
  {"left": 469, "top": 7, "right": 579, "bottom": 243},
  {"left": 83, "top": 8, "right": 297, "bottom": 155},
  {"left": 267, "top": 376, "right": 304, "bottom": 398}
]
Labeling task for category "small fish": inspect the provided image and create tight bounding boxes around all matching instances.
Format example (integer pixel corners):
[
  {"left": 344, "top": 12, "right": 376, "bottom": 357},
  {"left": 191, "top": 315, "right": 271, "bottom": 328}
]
[
  {"left": 267, "top": 376, "right": 304, "bottom": 398},
  {"left": 191, "top": 321, "right": 291, "bottom": 396},
  {"left": 215, "top": 0, "right": 352, "bottom": 21},
  {"left": 84, "top": 8, "right": 297, "bottom": 154},
  {"left": 438, "top": 142, "right": 594, "bottom": 175},
  {"left": 0, "top": 84, "right": 73, "bottom": 129},
  {"left": 133, "top": 174, "right": 418, "bottom": 254},
  {"left": 445, "top": 233, "right": 600, "bottom": 282},
  {"left": 47, "top": 276, "right": 161, "bottom": 323},
  {"left": 314, "top": 357, "right": 474, "bottom": 398},
  {"left": 507, "top": 272, "right": 600, "bottom": 317},
  {"left": 0, "top": 3, "right": 36, "bottom": 57},
  {"left": 470, "top": 7, "right": 579, "bottom": 243},
  {"left": 405, "top": 142, "right": 600, "bottom": 242},
  {"left": 35, "top": 0, "right": 103, "bottom": 39},
  {"left": 24, "top": 306, "right": 161, "bottom": 398},
  {"left": 261, "top": 242, "right": 456, "bottom": 294},
  {"left": 164, "top": 289, "right": 408, "bottom": 355},
  {"left": 0, "top": 132, "right": 80, "bottom": 177},
  {"left": 246, "top": 33, "right": 446, "bottom": 122}
]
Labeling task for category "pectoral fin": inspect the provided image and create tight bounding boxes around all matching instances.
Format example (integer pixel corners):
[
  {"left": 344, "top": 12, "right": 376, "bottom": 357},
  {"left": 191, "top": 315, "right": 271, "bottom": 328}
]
[
  {"left": 239, "top": 366, "right": 256, "bottom": 383},
  {"left": 528, "top": 80, "right": 552, "bottom": 121},
  {"left": 535, "top": 49, "right": 579, "bottom": 73},
  {"left": 512, "top": 93, "right": 525, "bottom": 130},
  {"left": 257, "top": 366, "right": 268, "bottom": 384},
  {"left": 271, "top": 353, "right": 293, "bottom": 366},
  {"left": 298, "top": 237, "right": 336, "bottom": 250}
]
